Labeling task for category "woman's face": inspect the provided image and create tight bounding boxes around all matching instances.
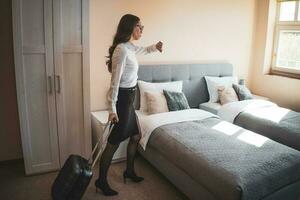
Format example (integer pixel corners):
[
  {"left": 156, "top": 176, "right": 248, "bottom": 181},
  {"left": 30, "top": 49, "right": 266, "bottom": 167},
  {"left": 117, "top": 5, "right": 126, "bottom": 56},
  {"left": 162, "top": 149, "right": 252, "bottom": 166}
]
[{"left": 132, "top": 21, "right": 144, "bottom": 40}]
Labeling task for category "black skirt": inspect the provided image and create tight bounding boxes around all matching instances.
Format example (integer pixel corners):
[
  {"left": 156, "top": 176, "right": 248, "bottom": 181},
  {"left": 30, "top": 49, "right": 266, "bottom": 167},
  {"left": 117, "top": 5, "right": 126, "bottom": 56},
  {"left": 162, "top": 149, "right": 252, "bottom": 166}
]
[{"left": 107, "top": 86, "right": 139, "bottom": 145}]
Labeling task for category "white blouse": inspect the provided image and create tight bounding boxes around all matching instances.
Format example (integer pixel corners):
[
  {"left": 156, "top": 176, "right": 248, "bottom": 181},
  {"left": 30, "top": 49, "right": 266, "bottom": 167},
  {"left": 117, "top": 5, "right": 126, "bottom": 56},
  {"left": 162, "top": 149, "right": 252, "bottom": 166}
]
[{"left": 107, "top": 42, "right": 158, "bottom": 113}]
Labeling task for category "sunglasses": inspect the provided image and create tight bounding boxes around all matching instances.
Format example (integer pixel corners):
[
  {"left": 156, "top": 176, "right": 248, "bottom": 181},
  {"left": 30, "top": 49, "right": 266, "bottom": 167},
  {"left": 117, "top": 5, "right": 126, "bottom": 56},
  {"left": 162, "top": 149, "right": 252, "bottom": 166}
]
[{"left": 136, "top": 24, "right": 144, "bottom": 31}]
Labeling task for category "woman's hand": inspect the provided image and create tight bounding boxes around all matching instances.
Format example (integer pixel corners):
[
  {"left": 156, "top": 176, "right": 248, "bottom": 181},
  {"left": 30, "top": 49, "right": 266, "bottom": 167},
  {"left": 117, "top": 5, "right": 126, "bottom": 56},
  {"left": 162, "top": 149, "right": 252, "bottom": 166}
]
[
  {"left": 108, "top": 112, "right": 119, "bottom": 123},
  {"left": 156, "top": 41, "right": 163, "bottom": 53}
]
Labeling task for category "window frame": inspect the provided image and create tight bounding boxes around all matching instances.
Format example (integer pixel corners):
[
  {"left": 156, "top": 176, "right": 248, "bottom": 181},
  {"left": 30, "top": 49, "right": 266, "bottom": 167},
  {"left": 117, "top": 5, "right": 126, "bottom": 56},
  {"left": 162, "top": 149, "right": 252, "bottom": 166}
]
[{"left": 271, "top": 0, "right": 300, "bottom": 77}]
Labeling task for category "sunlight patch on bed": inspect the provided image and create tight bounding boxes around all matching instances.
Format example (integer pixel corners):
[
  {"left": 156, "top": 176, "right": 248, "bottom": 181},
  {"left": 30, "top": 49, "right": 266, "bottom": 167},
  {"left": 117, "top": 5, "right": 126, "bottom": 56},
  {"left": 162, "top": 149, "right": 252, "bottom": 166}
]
[
  {"left": 244, "top": 107, "right": 289, "bottom": 123},
  {"left": 237, "top": 130, "right": 269, "bottom": 147},
  {"left": 212, "top": 121, "right": 241, "bottom": 135}
]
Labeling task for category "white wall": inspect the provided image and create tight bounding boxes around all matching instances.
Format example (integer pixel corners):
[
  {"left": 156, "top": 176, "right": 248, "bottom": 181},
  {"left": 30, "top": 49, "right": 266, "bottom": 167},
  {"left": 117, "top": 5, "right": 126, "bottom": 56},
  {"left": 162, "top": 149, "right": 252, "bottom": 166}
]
[
  {"left": 90, "top": 0, "right": 256, "bottom": 111},
  {"left": 250, "top": 0, "right": 300, "bottom": 111}
]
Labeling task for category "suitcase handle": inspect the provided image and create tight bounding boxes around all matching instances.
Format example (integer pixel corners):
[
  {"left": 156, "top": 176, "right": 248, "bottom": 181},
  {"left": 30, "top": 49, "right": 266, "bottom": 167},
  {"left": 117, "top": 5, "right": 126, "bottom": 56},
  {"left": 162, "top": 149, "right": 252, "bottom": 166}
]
[{"left": 88, "top": 121, "right": 115, "bottom": 169}]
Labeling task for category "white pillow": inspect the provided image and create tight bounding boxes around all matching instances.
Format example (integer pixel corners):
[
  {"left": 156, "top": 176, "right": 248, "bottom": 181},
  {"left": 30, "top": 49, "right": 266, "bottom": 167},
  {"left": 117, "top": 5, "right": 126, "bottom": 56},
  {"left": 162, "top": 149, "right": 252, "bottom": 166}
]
[
  {"left": 137, "top": 80, "right": 183, "bottom": 112},
  {"left": 204, "top": 76, "right": 238, "bottom": 103}
]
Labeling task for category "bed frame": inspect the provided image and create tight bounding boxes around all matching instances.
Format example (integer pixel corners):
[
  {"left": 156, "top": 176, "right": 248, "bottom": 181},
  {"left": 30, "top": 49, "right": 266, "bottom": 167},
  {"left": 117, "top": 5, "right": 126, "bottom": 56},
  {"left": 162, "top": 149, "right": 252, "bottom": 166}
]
[{"left": 135, "top": 63, "right": 300, "bottom": 200}]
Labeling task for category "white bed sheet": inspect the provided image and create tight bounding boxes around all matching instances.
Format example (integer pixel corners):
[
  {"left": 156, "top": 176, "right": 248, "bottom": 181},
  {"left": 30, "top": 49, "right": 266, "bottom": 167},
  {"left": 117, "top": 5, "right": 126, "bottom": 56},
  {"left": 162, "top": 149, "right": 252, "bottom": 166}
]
[
  {"left": 136, "top": 109, "right": 217, "bottom": 150},
  {"left": 217, "top": 99, "right": 277, "bottom": 123}
]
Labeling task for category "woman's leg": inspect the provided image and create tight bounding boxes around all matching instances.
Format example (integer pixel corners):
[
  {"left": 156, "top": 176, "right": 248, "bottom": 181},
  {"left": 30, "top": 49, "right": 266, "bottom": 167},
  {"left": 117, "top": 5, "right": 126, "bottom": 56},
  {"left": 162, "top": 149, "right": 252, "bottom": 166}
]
[
  {"left": 96, "top": 142, "right": 119, "bottom": 195},
  {"left": 123, "top": 133, "right": 144, "bottom": 183},
  {"left": 126, "top": 134, "right": 141, "bottom": 173},
  {"left": 98, "top": 142, "right": 119, "bottom": 182}
]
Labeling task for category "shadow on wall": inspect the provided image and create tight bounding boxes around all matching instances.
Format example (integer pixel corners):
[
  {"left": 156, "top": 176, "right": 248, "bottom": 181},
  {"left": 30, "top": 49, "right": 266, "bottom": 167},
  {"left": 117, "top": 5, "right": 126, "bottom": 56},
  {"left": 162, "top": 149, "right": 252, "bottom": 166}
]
[{"left": 0, "top": 0, "right": 22, "bottom": 162}]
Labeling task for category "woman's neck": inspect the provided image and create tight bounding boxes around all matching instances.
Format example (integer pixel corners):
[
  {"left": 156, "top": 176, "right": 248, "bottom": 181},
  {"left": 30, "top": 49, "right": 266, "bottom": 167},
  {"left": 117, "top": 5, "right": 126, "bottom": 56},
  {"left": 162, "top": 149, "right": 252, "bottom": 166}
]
[
  {"left": 129, "top": 36, "right": 135, "bottom": 43},
  {"left": 127, "top": 40, "right": 135, "bottom": 46}
]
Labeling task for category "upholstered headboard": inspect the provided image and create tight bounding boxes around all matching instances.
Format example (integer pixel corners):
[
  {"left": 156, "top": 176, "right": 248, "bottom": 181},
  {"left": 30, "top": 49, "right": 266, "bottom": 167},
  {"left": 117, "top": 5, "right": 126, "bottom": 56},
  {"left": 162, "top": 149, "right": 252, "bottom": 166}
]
[{"left": 135, "top": 63, "right": 233, "bottom": 109}]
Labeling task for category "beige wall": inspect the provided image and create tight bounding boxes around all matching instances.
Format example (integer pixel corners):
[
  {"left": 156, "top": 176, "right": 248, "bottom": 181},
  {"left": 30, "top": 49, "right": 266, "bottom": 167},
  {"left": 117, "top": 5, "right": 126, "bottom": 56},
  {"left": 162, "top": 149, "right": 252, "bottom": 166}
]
[
  {"left": 250, "top": 0, "right": 300, "bottom": 111},
  {"left": 90, "top": 0, "right": 256, "bottom": 111},
  {"left": 0, "top": 0, "right": 23, "bottom": 161}
]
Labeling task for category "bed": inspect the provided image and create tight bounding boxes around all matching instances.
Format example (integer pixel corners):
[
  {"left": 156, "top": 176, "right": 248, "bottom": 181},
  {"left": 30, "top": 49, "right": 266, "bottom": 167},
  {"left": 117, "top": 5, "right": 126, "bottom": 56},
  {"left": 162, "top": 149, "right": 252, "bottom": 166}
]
[
  {"left": 199, "top": 93, "right": 300, "bottom": 152},
  {"left": 133, "top": 63, "right": 300, "bottom": 200}
]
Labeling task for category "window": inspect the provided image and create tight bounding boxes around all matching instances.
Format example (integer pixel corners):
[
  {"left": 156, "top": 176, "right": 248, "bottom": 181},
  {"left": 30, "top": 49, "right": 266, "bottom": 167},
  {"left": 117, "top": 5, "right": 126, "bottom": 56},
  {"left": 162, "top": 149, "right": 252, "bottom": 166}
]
[{"left": 272, "top": 0, "right": 300, "bottom": 77}]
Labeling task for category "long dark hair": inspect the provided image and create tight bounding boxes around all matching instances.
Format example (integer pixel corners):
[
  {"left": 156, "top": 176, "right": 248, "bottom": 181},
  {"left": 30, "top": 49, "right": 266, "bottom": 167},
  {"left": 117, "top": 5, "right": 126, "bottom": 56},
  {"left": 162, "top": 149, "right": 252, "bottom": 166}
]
[{"left": 106, "top": 14, "right": 140, "bottom": 73}]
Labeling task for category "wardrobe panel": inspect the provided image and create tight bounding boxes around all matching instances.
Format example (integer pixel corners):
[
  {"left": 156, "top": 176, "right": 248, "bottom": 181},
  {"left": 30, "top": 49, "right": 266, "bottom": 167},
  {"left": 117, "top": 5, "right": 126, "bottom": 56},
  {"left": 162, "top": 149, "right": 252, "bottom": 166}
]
[
  {"left": 53, "top": 0, "right": 91, "bottom": 166},
  {"left": 21, "top": 0, "right": 45, "bottom": 47},
  {"left": 62, "top": 0, "right": 82, "bottom": 46},
  {"left": 60, "top": 53, "right": 84, "bottom": 163},
  {"left": 23, "top": 55, "right": 52, "bottom": 165}
]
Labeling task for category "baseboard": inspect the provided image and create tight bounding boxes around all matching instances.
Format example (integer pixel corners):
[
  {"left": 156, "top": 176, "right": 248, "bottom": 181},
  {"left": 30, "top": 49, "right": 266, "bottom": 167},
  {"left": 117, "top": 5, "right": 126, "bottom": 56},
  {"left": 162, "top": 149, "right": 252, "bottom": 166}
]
[{"left": 0, "top": 158, "right": 23, "bottom": 166}]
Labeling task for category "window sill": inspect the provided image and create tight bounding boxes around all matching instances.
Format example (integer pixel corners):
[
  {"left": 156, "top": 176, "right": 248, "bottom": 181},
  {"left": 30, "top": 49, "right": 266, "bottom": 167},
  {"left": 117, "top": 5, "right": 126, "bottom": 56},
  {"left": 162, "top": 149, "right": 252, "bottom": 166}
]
[{"left": 269, "top": 70, "right": 300, "bottom": 80}]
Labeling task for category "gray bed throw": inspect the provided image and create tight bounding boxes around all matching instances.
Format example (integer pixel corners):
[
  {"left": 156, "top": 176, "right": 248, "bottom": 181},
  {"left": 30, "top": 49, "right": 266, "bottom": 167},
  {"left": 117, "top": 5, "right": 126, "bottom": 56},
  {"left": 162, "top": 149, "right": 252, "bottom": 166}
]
[
  {"left": 234, "top": 108, "right": 300, "bottom": 151},
  {"left": 146, "top": 118, "right": 300, "bottom": 200}
]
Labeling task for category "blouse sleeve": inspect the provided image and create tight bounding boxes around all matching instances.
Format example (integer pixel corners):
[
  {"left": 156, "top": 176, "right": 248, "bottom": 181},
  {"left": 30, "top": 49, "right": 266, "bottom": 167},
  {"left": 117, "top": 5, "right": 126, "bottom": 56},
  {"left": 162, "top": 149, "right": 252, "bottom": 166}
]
[
  {"left": 134, "top": 44, "right": 158, "bottom": 55},
  {"left": 107, "top": 45, "right": 127, "bottom": 114}
]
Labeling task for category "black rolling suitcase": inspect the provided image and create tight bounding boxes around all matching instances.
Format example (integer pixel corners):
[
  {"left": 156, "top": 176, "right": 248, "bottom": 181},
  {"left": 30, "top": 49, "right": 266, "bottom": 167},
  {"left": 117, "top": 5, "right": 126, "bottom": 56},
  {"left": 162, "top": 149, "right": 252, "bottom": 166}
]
[{"left": 51, "top": 122, "right": 114, "bottom": 200}]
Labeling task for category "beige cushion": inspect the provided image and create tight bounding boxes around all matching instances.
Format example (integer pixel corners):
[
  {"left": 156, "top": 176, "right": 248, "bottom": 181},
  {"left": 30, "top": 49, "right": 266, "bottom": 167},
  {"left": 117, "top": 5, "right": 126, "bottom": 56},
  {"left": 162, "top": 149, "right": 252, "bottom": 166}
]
[
  {"left": 137, "top": 80, "right": 183, "bottom": 112},
  {"left": 145, "top": 91, "right": 169, "bottom": 114},
  {"left": 204, "top": 76, "right": 238, "bottom": 103},
  {"left": 218, "top": 86, "right": 239, "bottom": 105}
]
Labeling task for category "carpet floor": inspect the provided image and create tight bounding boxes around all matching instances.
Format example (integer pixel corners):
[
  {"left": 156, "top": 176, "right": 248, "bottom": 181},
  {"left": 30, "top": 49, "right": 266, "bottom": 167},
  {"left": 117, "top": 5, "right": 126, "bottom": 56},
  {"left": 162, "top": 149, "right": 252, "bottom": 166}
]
[{"left": 0, "top": 156, "right": 188, "bottom": 200}]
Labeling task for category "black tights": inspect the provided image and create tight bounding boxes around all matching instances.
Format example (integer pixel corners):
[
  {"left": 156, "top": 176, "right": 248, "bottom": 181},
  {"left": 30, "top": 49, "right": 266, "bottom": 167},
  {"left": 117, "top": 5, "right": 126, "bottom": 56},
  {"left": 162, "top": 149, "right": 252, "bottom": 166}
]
[
  {"left": 126, "top": 134, "right": 141, "bottom": 174},
  {"left": 98, "top": 134, "right": 141, "bottom": 183}
]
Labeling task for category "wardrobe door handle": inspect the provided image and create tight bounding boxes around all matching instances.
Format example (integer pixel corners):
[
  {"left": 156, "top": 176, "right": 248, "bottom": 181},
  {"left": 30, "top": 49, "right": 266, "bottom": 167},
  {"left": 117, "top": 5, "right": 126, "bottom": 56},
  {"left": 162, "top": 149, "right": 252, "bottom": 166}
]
[
  {"left": 48, "top": 76, "right": 53, "bottom": 94},
  {"left": 56, "top": 75, "right": 61, "bottom": 93}
]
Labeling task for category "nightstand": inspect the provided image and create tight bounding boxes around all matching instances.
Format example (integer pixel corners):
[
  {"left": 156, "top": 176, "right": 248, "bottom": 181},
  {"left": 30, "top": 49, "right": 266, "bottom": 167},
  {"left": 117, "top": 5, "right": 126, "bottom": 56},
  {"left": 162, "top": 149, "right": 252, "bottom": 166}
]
[{"left": 91, "top": 110, "right": 129, "bottom": 163}]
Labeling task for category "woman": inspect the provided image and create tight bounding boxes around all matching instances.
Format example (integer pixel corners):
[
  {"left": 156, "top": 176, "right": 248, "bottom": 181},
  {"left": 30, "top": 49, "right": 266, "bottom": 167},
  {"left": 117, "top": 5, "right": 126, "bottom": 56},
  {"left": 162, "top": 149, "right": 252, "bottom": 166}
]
[{"left": 95, "top": 14, "right": 163, "bottom": 196}]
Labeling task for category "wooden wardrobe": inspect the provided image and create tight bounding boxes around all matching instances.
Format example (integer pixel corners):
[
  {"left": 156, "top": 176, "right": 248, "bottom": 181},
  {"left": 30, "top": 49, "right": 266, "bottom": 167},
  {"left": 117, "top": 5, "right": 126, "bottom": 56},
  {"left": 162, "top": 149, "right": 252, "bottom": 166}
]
[{"left": 12, "top": 0, "right": 91, "bottom": 175}]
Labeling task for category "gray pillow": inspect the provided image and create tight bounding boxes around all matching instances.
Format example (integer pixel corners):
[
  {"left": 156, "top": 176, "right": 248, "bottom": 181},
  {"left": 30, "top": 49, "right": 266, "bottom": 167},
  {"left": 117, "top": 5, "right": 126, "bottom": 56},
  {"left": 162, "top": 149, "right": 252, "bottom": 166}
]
[
  {"left": 232, "top": 84, "right": 253, "bottom": 100},
  {"left": 163, "top": 90, "right": 190, "bottom": 111}
]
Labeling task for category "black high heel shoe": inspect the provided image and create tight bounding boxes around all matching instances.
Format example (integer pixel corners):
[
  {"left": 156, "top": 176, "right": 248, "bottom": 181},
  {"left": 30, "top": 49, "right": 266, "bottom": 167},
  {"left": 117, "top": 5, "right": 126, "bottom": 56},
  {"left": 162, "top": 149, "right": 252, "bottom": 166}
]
[
  {"left": 123, "top": 171, "right": 144, "bottom": 184},
  {"left": 95, "top": 179, "right": 118, "bottom": 196}
]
